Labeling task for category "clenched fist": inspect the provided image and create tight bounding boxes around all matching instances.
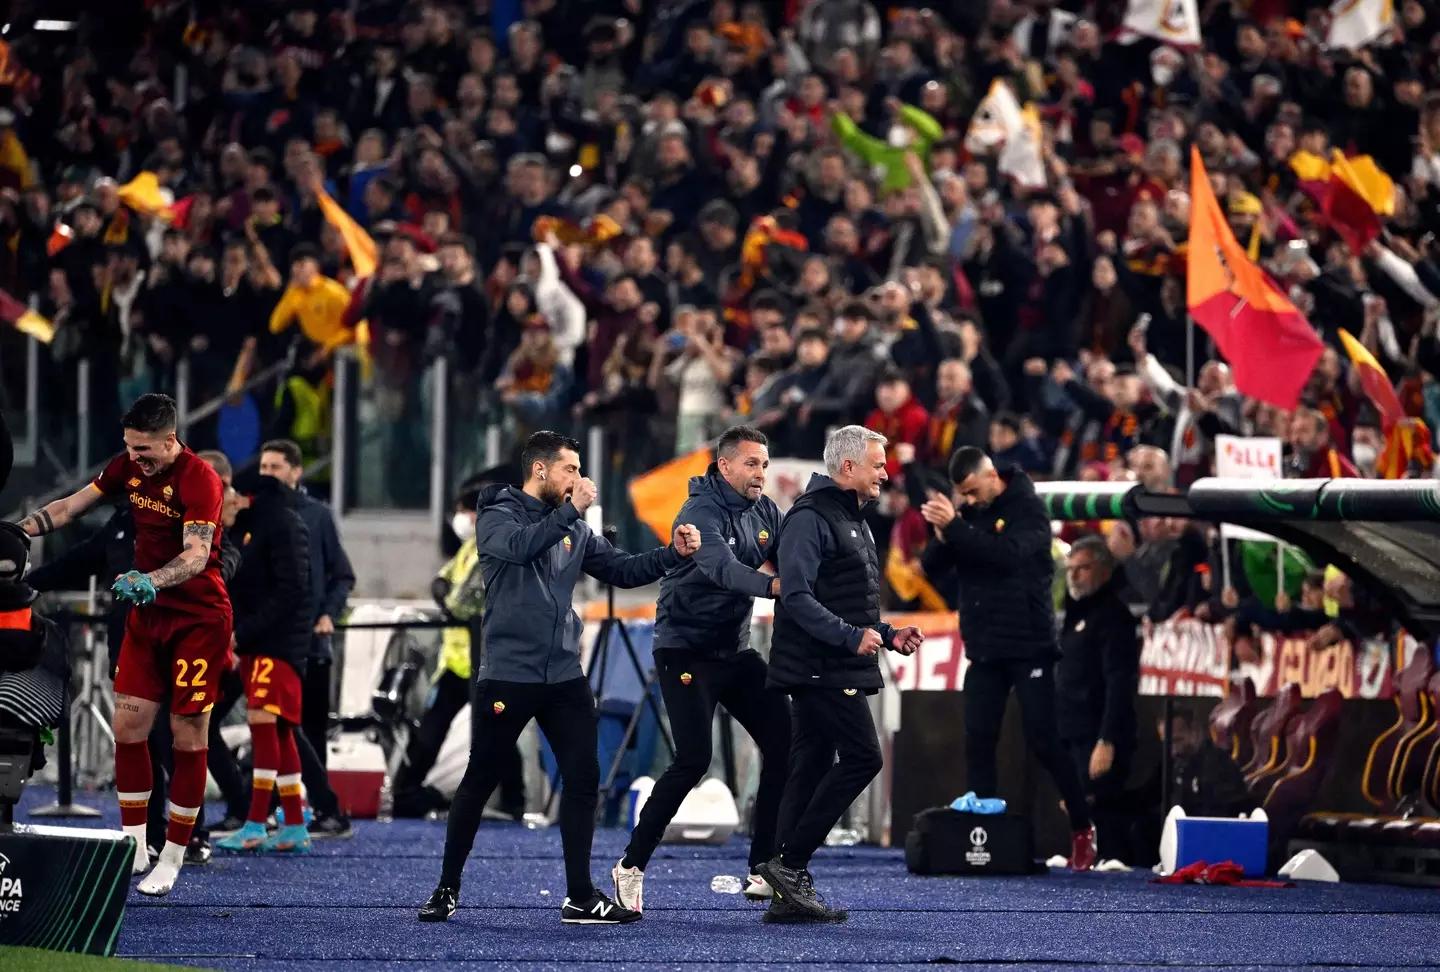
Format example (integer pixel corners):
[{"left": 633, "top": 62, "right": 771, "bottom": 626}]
[
  {"left": 856, "top": 628, "right": 883, "bottom": 656},
  {"left": 571, "top": 477, "right": 598, "bottom": 513},
  {"left": 890, "top": 625, "right": 924, "bottom": 655},
  {"left": 672, "top": 523, "right": 701, "bottom": 557}
]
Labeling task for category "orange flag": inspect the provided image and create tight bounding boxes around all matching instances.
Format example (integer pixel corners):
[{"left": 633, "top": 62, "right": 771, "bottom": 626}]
[
  {"left": 317, "top": 188, "right": 377, "bottom": 279},
  {"left": 1337, "top": 328, "right": 1403, "bottom": 431},
  {"left": 628, "top": 448, "right": 713, "bottom": 543},
  {"left": 1187, "top": 147, "right": 1324, "bottom": 409}
]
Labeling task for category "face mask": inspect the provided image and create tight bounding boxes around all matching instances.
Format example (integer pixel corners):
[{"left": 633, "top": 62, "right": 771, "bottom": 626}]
[
  {"left": 451, "top": 513, "right": 476, "bottom": 541},
  {"left": 1352, "top": 442, "right": 1378, "bottom": 472},
  {"left": 1151, "top": 64, "right": 1176, "bottom": 87}
]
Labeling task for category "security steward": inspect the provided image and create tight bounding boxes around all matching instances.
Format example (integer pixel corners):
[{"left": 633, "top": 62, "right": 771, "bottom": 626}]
[
  {"left": 419, "top": 430, "right": 701, "bottom": 926},
  {"left": 761, "top": 425, "right": 922, "bottom": 924},
  {"left": 920, "top": 447, "right": 1097, "bottom": 871},
  {"left": 1057, "top": 536, "right": 1141, "bottom": 863},
  {"left": 613, "top": 426, "right": 790, "bottom": 913}
]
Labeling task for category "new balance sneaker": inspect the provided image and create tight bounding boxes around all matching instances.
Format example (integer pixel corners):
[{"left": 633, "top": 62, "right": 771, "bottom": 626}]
[
  {"left": 263, "top": 824, "right": 311, "bottom": 854},
  {"left": 611, "top": 859, "right": 644, "bottom": 912},
  {"left": 185, "top": 836, "right": 212, "bottom": 866},
  {"left": 1070, "top": 824, "right": 1098, "bottom": 872},
  {"left": 276, "top": 805, "right": 314, "bottom": 828},
  {"left": 561, "top": 891, "right": 642, "bottom": 924},
  {"left": 743, "top": 871, "right": 773, "bottom": 901},
  {"left": 419, "top": 884, "right": 459, "bottom": 922},
  {"left": 755, "top": 857, "right": 845, "bottom": 923},
  {"left": 309, "top": 813, "right": 354, "bottom": 840},
  {"left": 216, "top": 821, "right": 269, "bottom": 852}
]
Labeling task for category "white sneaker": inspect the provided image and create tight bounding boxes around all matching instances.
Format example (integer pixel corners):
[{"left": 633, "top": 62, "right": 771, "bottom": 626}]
[
  {"left": 743, "top": 871, "right": 773, "bottom": 900},
  {"left": 137, "top": 844, "right": 184, "bottom": 897},
  {"left": 611, "top": 858, "right": 644, "bottom": 912}
]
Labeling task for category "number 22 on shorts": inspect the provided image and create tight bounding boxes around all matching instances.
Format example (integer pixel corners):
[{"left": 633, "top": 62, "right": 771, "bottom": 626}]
[{"left": 175, "top": 657, "right": 209, "bottom": 688}]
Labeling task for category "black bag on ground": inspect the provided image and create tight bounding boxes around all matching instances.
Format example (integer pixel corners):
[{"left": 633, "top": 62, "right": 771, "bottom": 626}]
[{"left": 905, "top": 808, "right": 1042, "bottom": 875}]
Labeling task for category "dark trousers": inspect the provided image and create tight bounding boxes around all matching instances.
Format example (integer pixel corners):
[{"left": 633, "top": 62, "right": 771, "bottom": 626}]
[
  {"left": 964, "top": 659, "right": 1091, "bottom": 831},
  {"left": 394, "top": 670, "right": 525, "bottom": 818},
  {"left": 775, "top": 687, "right": 883, "bottom": 870},
  {"left": 624, "top": 649, "right": 792, "bottom": 871},
  {"left": 439, "top": 677, "right": 598, "bottom": 900},
  {"left": 301, "top": 658, "right": 332, "bottom": 767},
  {"left": 147, "top": 668, "right": 249, "bottom": 848},
  {"left": 1066, "top": 737, "right": 1135, "bottom": 862}
]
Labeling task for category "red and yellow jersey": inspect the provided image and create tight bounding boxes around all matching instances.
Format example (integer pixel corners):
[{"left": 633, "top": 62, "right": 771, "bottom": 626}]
[{"left": 94, "top": 449, "right": 231, "bottom": 617}]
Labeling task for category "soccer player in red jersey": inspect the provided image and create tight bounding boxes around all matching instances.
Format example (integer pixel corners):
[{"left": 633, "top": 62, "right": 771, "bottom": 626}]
[{"left": 19, "top": 394, "right": 232, "bottom": 896}]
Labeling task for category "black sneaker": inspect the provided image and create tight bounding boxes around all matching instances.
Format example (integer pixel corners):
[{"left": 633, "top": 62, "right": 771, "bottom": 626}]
[
  {"left": 560, "top": 890, "right": 642, "bottom": 924},
  {"left": 209, "top": 815, "right": 247, "bottom": 838},
  {"left": 185, "top": 836, "right": 212, "bottom": 866},
  {"left": 754, "top": 857, "right": 839, "bottom": 923},
  {"left": 419, "top": 884, "right": 459, "bottom": 922},
  {"left": 309, "top": 814, "right": 354, "bottom": 840}
]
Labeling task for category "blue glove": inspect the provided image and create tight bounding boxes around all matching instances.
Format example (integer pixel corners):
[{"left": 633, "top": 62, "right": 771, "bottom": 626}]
[
  {"left": 950, "top": 791, "right": 1008, "bottom": 815},
  {"left": 112, "top": 570, "right": 157, "bottom": 606}
]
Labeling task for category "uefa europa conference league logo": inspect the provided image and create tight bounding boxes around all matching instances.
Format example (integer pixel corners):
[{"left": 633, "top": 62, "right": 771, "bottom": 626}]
[
  {"left": 0, "top": 853, "right": 22, "bottom": 917},
  {"left": 965, "top": 827, "right": 991, "bottom": 867}
]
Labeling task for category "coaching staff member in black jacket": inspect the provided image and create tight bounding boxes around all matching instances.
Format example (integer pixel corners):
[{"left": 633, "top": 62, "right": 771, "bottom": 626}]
[
  {"left": 920, "top": 447, "right": 1097, "bottom": 871},
  {"left": 613, "top": 426, "right": 790, "bottom": 912},
  {"left": 759, "top": 425, "right": 923, "bottom": 924},
  {"left": 1058, "top": 536, "right": 1140, "bottom": 863},
  {"left": 420, "top": 430, "right": 700, "bottom": 927}
]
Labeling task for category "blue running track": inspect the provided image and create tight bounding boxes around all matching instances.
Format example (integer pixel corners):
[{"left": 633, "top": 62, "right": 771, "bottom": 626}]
[{"left": 14, "top": 785, "right": 1440, "bottom": 972}]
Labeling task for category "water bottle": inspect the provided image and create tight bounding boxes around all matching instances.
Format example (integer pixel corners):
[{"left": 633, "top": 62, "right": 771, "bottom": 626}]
[
  {"left": 376, "top": 775, "right": 394, "bottom": 823},
  {"left": 710, "top": 875, "right": 743, "bottom": 894}
]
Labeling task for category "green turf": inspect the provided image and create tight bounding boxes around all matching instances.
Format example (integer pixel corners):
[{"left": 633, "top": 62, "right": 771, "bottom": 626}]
[{"left": 0, "top": 945, "right": 208, "bottom": 971}]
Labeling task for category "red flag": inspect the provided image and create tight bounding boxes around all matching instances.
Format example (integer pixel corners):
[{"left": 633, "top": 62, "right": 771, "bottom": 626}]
[
  {"left": 1337, "top": 329, "right": 1402, "bottom": 431},
  {"left": 1321, "top": 177, "right": 1381, "bottom": 255},
  {"left": 1186, "top": 147, "right": 1324, "bottom": 409}
]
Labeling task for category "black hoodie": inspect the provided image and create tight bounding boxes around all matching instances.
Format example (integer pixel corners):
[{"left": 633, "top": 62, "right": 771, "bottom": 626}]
[
  {"left": 475, "top": 484, "right": 680, "bottom": 684},
  {"left": 1056, "top": 566, "right": 1140, "bottom": 745},
  {"left": 229, "top": 475, "right": 313, "bottom": 674},
  {"left": 654, "top": 466, "right": 784, "bottom": 655}
]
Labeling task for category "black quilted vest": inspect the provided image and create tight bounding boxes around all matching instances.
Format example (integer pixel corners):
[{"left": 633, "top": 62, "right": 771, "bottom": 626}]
[{"left": 769, "top": 480, "right": 883, "bottom": 691}]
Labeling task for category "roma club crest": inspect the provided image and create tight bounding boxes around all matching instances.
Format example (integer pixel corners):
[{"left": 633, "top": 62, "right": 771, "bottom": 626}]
[
  {"left": 757, "top": 529, "right": 769, "bottom": 546},
  {"left": 680, "top": 672, "right": 693, "bottom": 686},
  {"left": 562, "top": 535, "right": 572, "bottom": 552},
  {"left": 493, "top": 701, "right": 506, "bottom": 715},
  {"left": 162, "top": 485, "right": 173, "bottom": 499}
]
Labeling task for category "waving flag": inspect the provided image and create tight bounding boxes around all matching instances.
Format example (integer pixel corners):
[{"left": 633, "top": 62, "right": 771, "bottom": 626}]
[
  {"left": 1187, "top": 147, "right": 1324, "bottom": 409},
  {"left": 1327, "top": 0, "right": 1393, "bottom": 50},
  {"left": 1337, "top": 328, "right": 1403, "bottom": 431},
  {"left": 317, "top": 188, "right": 377, "bottom": 279},
  {"left": 629, "top": 449, "right": 713, "bottom": 544},
  {"left": 965, "top": 81, "right": 1046, "bottom": 189},
  {"left": 1121, "top": 0, "right": 1202, "bottom": 47}
]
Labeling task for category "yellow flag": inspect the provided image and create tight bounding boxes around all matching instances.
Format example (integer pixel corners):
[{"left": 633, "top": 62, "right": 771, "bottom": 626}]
[
  {"left": 14, "top": 308, "right": 52, "bottom": 344},
  {"left": 117, "top": 171, "right": 171, "bottom": 218},
  {"left": 1330, "top": 151, "right": 1395, "bottom": 217},
  {"left": 317, "top": 189, "right": 377, "bottom": 279},
  {"left": 628, "top": 449, "right": 712, "bottom": 543}
]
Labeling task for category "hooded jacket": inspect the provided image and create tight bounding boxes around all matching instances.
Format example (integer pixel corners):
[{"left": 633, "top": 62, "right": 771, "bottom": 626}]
[
  {"left": 921, "top": 468, "right": 1058, "bottom": 662},
  {"left": 768, "top": 474, "right": 896, "bottom": 692},
  {"left": 1056, "top": 565, "right": 1140, "bottom": 744},
  {"left": 229, "top": 475, "right": 313, "bottom": 674},
  {"left": 475, "top": 484, "right": 681, "bottom": 684},
  {"left": 654, "top": 466, "right": 784, "bottom": 655}
]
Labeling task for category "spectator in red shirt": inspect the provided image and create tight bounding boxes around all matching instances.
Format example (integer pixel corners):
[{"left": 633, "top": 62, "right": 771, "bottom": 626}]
[{"left": 865, "top": 369, "right": 930, "bottom": 480}]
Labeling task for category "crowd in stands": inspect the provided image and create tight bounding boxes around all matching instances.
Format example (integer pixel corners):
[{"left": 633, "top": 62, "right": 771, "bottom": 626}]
[{"left": 0, "top": 0, "right": 1436, "bottom": 637}]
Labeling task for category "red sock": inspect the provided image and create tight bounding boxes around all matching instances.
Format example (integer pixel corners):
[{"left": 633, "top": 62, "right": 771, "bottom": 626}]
[
  {"left": 248, "top": 721, "right": 280, "bottom": 824},
  {"left": 277, "top": 723, "right": 306, "bottom": 827},
  {"left": 165, "top": 747, "right": 209, "bottom": 849},
  {"left": 115, "top": 740, "right": 153, "bottom": 833}
]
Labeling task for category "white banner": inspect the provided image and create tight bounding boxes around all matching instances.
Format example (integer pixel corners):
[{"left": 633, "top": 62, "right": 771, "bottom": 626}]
[
  {"left": 764, "top": 458, "right": 826, "bottom": 513},
  {"left": 1215, "top": 435, "right": 1283, "bottom": 480}
]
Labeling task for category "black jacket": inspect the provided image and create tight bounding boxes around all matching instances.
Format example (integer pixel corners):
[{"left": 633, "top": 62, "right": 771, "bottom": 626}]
[
  {"left": 769, "top": 474, "right": 896, "bottom": 692},
  {"left": 1171, "top": 739, "right": 1258, "bottom": 818},
  {"left": 229, "top": 477, "right": 313, "bottom": 674},
  {"left": 1056, "top": 567, "right": 1140, "bottom": 744},
  {"left": 921, "top": 469, "right": 1057, "bottom": 662},
  {"left": 476, "top": 484, "right": 679, "bottom": 684},
  {"left": 293, "top": 489, "right": 355, "bottom": 661},
  {"left": 654, "top": 466, "right": 783, "bottom": 655}
]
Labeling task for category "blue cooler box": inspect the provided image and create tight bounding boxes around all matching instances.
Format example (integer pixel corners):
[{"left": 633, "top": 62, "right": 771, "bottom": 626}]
[{"left": 1175, "top": 817, "right": 1268, "bottom": 876}]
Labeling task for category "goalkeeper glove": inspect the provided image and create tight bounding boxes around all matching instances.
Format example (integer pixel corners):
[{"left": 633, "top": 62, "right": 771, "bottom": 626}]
[{"left": 112, "top": 570, "right": 157, "bottom": 606}]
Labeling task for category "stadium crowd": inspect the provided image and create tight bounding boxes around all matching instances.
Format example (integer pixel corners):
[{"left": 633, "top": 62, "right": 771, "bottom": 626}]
[{"left": 0, "top": 0, "right": 1434, "bottom": 641}]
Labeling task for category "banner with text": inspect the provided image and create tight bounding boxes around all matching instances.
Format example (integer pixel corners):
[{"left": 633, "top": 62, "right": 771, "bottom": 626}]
[
  {"left": 1141, "top": 618, "right": 1396, "bottom": 699},
  {"left": 1215, "top": 435, "right": 1283, "bottom": 480}
]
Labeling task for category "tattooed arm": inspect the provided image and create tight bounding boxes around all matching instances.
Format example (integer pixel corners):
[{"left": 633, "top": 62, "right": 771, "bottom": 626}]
[
  {"left": 146, "top": 521, "right": 215, "bottom": 589},
  {"left": 19, "top": 483, "right": 106, "bottom": 537}
]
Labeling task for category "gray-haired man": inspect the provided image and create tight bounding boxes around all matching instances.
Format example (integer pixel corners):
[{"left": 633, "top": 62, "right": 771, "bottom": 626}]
[{"left": 758, "top": 425, "right": 923, "bottom": 923}]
